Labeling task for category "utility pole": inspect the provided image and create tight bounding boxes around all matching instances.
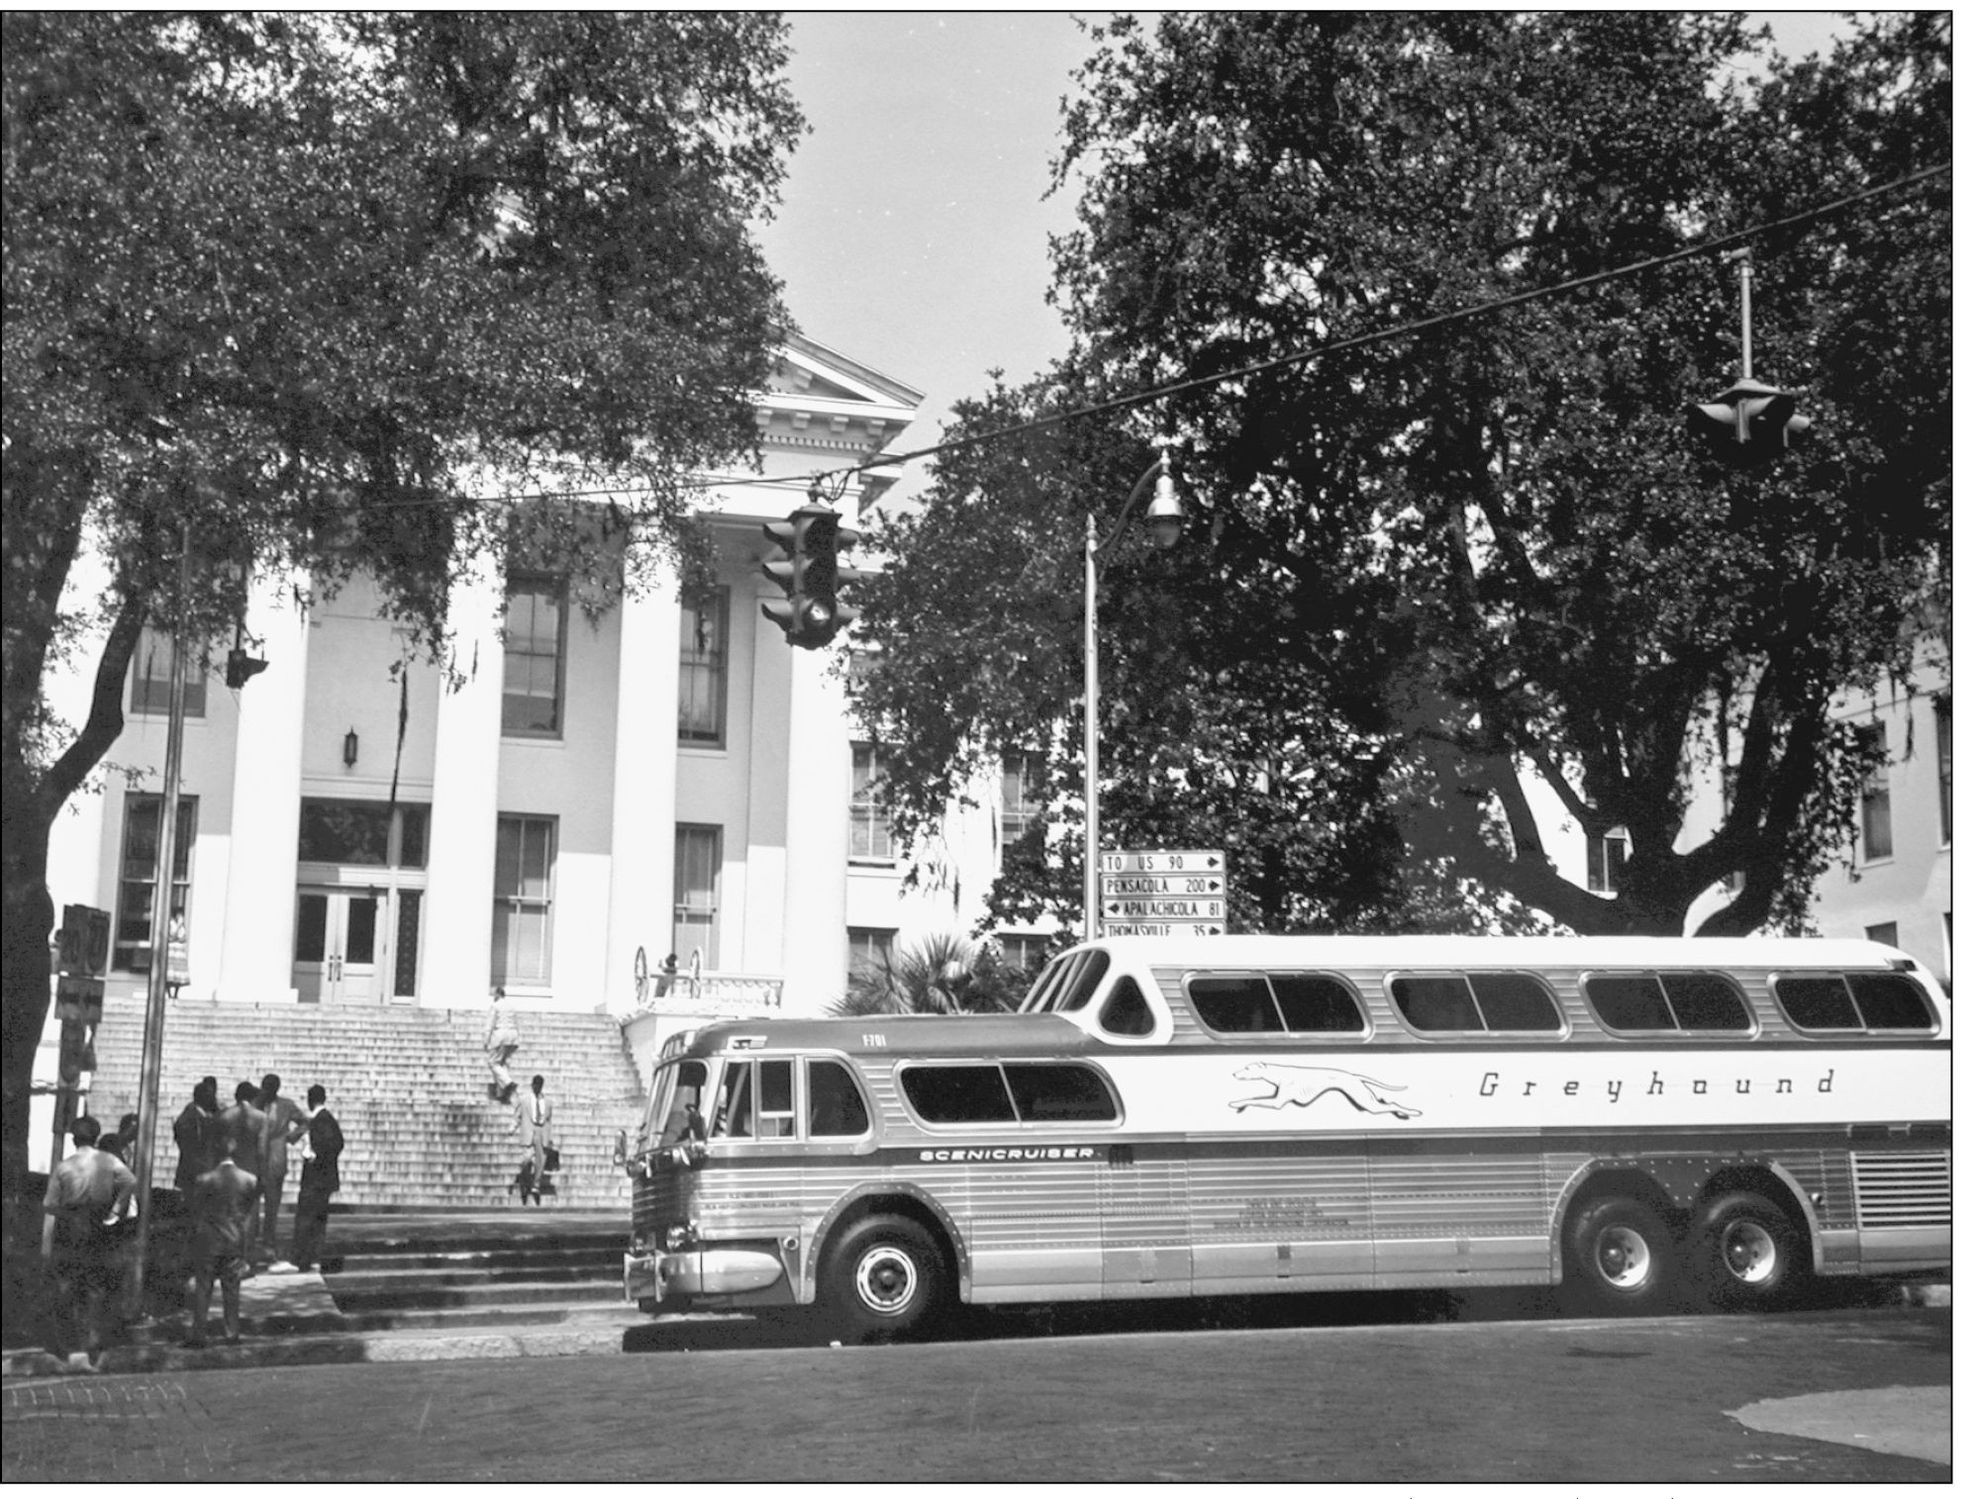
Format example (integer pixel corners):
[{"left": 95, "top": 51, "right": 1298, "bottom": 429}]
[{"left": 125, "top": 518, "right": 191, "bottom": 1318}]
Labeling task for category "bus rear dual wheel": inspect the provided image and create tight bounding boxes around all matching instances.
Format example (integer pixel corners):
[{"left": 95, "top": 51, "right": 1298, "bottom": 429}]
[
  {"left": 820, "top": 1214, "right": 951, "bottom": 1343},
  {"left": 1565, "top": 1191, "right": 1804, "bottom": 1315}
]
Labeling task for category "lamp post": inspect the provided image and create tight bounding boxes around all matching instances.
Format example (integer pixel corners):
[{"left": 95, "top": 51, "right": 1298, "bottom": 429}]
[{"left": 1083, "top": 448, "right": 1183, "bottom": 941}]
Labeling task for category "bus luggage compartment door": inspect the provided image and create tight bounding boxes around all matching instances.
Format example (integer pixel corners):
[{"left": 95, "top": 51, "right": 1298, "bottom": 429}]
[{"left": 1100, "top": 1144, "right": 1191, "bottom": 1297}]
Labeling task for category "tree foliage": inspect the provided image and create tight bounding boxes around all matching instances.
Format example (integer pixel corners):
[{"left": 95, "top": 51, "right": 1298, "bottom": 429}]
[
  {"left": 854, "top": 12, "right": 1948, "bottom": 943},
  {"left": 1, "top": 11, "right": 803, "bottom": 1186},
  {"left": 827, "top": 932, "right": 1025, "bottom": 1018}
]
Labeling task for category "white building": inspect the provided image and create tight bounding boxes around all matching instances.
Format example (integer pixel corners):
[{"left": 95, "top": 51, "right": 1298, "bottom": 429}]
[
  {"left": 38, "top": 337, "right": 1048, "bottom": 1064},
  {"left": 1536, "top": 637, "right": 1951, "bottom": 984}
]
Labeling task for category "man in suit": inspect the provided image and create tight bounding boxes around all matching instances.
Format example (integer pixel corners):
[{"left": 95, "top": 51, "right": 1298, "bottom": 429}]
[
  {"left": 253, "top": 1073, "right": 308, "bottom": 1272},
  {"left": 289, "top": 1084, "right": 345, "bottom": 1272},
  {"left": 173, "top": 1077, "right": 221, "bottom": 1194},
  {"left": 511, "top": 1075, "right": 555, "bottom": 1205}
]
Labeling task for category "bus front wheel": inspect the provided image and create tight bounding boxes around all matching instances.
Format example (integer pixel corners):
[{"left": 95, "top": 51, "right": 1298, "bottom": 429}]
[
  {"left": 1565, "top": 1197, "right": 1674, "bottom": 1315},
  {"left": 822, "top": 1214, "right": 949, "bottom": 1343},
  {"left": 1688, "top": 1191, "right": 1805, "bottom": 1311}
]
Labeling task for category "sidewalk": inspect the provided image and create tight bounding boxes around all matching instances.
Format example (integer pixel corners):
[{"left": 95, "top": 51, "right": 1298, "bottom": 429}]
[{"left": 2, "top": 1264, "right": 645, "bottom": 1377}]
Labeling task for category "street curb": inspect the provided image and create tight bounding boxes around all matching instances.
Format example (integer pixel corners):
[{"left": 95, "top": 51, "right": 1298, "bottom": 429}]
[{"left": 2, "top": 1320, "right": 636, "bottom": 1379}]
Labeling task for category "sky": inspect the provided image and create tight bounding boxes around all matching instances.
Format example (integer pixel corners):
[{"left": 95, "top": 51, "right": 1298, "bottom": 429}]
[{"left": 754, "top": 11, "right": 1857, "bottom": 496}]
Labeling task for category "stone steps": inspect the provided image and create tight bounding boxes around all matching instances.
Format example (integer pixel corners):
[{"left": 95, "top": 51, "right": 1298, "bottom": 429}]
[{"left": 82, "top": 998, "right": 647, "bottom": 1208}]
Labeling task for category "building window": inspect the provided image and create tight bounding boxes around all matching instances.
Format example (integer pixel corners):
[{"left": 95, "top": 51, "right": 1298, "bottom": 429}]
[
  {"left": 850, "top": 744, "right": 894, "bottom": 861},
  {"left": 492, "top": 814, "right": 556, "bottom": 987},
  {"left": 673, "top": 825, "right": 722, "bottom": 970},
  {"left": 1866, "top": 921, "right": 1900, "bottom": 948},
  {"left": 847, "top": 927, "right": 895, "bottom": 992},
  {"left": 999, "top": 933, "right": 1050, "bottom": 979},
  {"left": 502, "top": 574, "right": 566, "bottom": 737},
  {"left": 1860, "top": 721, "right": 1893, "bottom": 862},
  {"left": 129, "top": 627, "right": 207, "bottom": 719},
  {"left": 1586, "top": 828, "right": 1629, "bottom": 894},
  {"left": 998, "top": 752, "right": 1047, "bottom": 871},
  {"left": 679, "top": 588, "right": 729, "bottom": 746},
  {"left": 1936, "top": 697, "right": 1951, "bottom": 845},
  {"left": 297, "top": 799, "right": 429, "bottom": 868},
  {"left": 114, "top": 795, "right": 198, "bottom": 972}
]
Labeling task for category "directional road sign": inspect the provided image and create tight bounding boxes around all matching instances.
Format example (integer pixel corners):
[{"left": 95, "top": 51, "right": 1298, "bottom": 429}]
[
  {"left": 1100, "top": 849, "right": 1225, "bottom": 874},
  {"left": 1100, "top": 849, "right": 1229, "bottom": 938}
]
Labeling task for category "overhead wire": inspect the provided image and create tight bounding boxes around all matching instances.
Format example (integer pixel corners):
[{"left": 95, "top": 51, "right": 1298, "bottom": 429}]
[{"left": 316, "top": 161, "right": 1949, "bottom": 516}]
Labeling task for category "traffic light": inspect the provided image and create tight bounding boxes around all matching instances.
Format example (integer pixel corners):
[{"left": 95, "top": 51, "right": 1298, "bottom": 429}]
[
  {"left": 224, "top": 646, "right": 268, "bottom": 688},
  {"left": 1688, "top": 377, "right": 1812, "bottom": 463},
  {"left": 762, "top": 501, "right": 859, "bottom": 648}
]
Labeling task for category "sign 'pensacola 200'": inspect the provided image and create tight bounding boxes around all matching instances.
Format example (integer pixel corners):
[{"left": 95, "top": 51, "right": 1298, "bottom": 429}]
[{"left": 1099, "top": 849, "right": 1228, "bottom": 937}]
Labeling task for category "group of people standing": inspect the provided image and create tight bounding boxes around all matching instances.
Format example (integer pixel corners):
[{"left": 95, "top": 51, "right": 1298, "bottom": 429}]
[{"left": 38, "top": 1072, "right": 345, "bottom": 1368}]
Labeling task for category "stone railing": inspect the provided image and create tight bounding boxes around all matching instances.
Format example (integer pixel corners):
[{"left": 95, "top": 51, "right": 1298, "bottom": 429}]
[{"left": 628, "top": 970, "right": 784, "bottom": 1017}]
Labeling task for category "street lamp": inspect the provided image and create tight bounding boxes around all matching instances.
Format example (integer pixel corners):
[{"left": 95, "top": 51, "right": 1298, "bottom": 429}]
[{"left": 1083, "top": 448, "right": 1183, "bottom": 940}]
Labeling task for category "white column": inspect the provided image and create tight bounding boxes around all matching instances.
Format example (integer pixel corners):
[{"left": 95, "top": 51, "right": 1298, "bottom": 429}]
[
  {"left": 216, "top": 571, "right": 310, "bottom": 1003},
  {"left": 741, "top": 608, "right": 792, "bottom": 975},
  {"left": 604, "top": 571, "right": 680, "bottom": 1016},
  {"left": 420, "top": 556, "right": 504, "bottom": 1008},
  {"left": 777, "top": 644, "right": 850, "bottom": 1014}
]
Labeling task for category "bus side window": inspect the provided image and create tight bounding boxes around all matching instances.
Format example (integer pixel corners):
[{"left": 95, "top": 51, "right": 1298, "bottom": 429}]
[
  {"left": 1270, "top": 973, "right": 1366, "bottom": 1033},
  {"left": 1774, "top": 976, "right": 1858, "bottom": 1031},
  {"left": 1190, "top": 975, "right": 1279, "bottom": 1034},
  {"left": 758, "top": 1059, "right": 795, "bottom": 1138},
  {"left": 901, "top": 1064, "right": 1017, "bottom": 1124},
  {"left": 1006, "top": 1063, "right": 1119, "bottom": 1123},
  {"left": 712, "top": 1062, "right": 754, "bottom": 1138},
  {"left": 1661, "top": 973, "right": 1751, "bottom": 1031},
  {"left": 1099, "top": 977, "right": 1156, "bottom": 1036},
  {"left": 1467, "top": 973, "right": 1560, "bottom": 1032},
  {"left": 1584, "top": 974, "right": 1673, "bottom": 1031},
  {"left": 1847, "top": 972, "right": 1935, "bottom": 1030},
  {"left": 808, "top": 1058, "right": 872, "bottom": 1137},
  {"left": 1390, "top": 976, "right": 1480, "bottom": 1032}
]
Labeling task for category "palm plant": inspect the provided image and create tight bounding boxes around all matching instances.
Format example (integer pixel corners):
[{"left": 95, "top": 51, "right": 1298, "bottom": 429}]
[{"left": 828, "top": 932, "right": 1027, "bottom": 1017}]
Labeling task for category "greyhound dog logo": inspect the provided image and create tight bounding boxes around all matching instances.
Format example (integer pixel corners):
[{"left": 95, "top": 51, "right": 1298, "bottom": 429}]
[{"left": 1230, "top": 1062, "right": 1420, "bottom": 1120}]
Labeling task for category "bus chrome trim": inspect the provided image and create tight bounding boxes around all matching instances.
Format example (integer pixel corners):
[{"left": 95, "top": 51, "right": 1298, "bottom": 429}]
[{"left": 659, "top": 1246, "right": 788, "bottom": 1297}]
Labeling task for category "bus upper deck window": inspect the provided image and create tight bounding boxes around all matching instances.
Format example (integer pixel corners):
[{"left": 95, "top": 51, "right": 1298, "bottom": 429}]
[
  {"left": 1662, "top": 973, "right": 1751, "bottom": 1031},
  {"left": 1099, "top": 977, "right": 1155, "bottom": 1036},
  {"left": 1467, "top": 973, "right": 1560, "bottom": 1031},
  {"left": 1847, "top": 972, "right": 1935, "bottom": 1030},
  {"left": 807, "top": 1058, "right": 871, "bottom": 1137},
  {"left": 1584, "top": 974, "right": 1673, "bottom": 1031},
  {"left": 1189, "top": 975, "right": 1279, "bottom": 1033},
  {"left": 1774, "top": 976, "right": 1857, "bottom": 1031},
  {"left": 1059, "top": 950, "right": 1111, "bottom": 1011},
  {"left": 1270, "top": 973, "right": 1366, "bottom": 1033},
  {"left": 1390, "top": 976, "right": 1480, "bottom": 1032}
]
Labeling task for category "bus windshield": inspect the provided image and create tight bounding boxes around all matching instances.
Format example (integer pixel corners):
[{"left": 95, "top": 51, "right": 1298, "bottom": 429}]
[{"left": 648, "top": 1058, "right": 710, "bottom": 1149}]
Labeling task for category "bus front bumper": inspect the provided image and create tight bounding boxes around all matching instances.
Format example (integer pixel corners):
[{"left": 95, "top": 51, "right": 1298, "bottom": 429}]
[{"left": 627, "top": 1246, "right": 788, "bottom": 1300}]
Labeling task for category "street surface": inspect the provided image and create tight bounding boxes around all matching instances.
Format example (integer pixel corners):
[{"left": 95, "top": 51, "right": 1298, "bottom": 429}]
[{"left": 2, "top": 1298, "right": 1946, "bottom": 1483}]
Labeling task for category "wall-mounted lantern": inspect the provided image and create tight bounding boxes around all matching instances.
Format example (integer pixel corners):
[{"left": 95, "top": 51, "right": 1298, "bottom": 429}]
[{"left": 342, "top": 728, "right": 359, "bottom": 768}]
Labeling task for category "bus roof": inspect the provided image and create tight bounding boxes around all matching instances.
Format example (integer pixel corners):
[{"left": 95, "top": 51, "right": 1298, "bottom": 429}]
[
  {"left": 663, "top": 1010, "right": 1095, "bottom": 1060},
  {"left": 1064, "top": 933, "right": 1930, "bottom": 973}
]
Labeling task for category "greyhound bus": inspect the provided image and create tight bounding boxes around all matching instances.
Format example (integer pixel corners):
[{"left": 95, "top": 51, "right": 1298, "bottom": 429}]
[{"left": 618, "top": 935, "right": 1950, "bottom": 1339}]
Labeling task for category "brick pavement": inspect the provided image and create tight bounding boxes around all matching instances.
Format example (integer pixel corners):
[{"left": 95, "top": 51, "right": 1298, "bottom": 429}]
[{"left": 3, "top": 1375, "right": 240, "bottom": 1482}]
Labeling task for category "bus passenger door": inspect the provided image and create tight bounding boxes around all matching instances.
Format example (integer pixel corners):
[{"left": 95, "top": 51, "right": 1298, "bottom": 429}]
[{"left": 1099, "top": 1144, "right": 1192, "bottom": 1298}]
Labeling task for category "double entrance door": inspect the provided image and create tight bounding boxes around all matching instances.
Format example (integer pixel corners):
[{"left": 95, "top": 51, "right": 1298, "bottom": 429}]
[{"left": 294, "top": 886, "right": 383, "bottom": 1004}]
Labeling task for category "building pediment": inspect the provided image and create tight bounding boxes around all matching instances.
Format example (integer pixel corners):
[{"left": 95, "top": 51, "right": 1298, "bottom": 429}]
[{"left": 756, "top": 331, "right": 922, "bottom": 469}]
